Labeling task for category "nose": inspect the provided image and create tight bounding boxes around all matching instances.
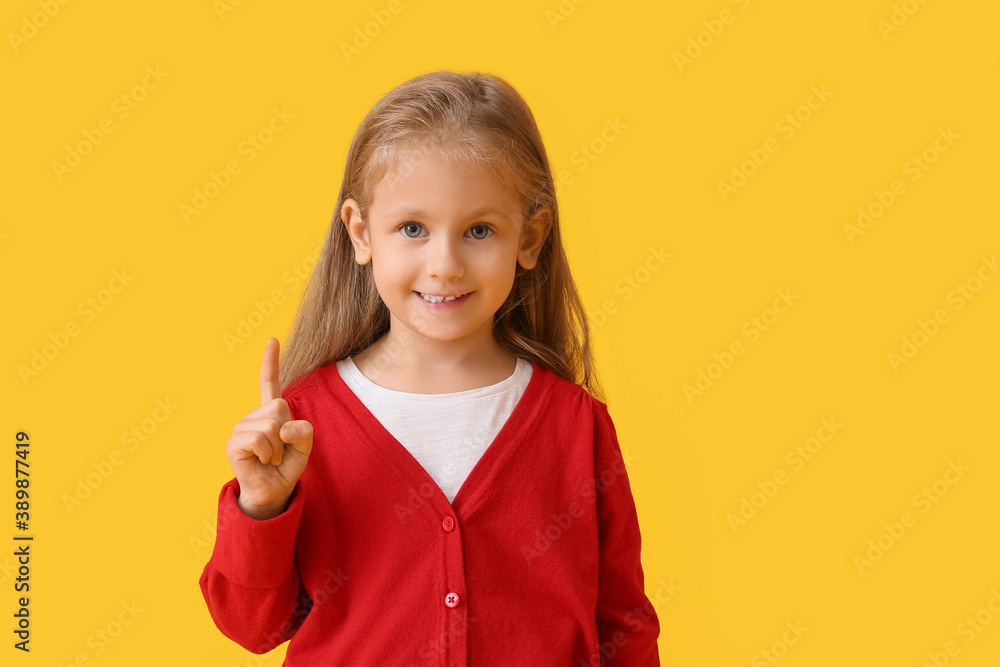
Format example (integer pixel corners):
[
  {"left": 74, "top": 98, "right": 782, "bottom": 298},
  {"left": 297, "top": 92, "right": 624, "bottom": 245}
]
[{"left": 425, "top": 235, "right": 465, "bottom": 281}]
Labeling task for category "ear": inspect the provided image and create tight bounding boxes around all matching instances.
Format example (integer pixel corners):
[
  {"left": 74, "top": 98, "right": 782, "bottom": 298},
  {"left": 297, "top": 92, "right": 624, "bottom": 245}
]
[
  {"left": 342, "top": 198, "right": 372, "bottom": 265},
  {"left": 517, "top": 206, "right": 552, "bottom": 270}
]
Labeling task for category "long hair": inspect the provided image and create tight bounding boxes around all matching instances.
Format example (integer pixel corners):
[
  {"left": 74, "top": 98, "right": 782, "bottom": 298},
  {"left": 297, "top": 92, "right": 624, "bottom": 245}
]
[{"left": 278, "top": 70, "right": 604, "bottom": 402}]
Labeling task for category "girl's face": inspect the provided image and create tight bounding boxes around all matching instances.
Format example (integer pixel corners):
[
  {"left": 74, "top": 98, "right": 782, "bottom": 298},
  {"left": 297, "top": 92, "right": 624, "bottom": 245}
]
[{"left": 342, "top": 148, "right": 550, "bottom": 356}]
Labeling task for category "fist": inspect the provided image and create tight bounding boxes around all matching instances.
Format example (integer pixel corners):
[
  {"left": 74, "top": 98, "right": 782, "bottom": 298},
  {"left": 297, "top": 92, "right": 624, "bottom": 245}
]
[{"left": 226, "top": 337, "right": 313, "bottom": 520}]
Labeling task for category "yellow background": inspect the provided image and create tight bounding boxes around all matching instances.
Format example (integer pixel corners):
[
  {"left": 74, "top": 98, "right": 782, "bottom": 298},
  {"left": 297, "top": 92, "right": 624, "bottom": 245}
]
[{"left": 3, "top": 0, "right": 998, "bottom": 664}]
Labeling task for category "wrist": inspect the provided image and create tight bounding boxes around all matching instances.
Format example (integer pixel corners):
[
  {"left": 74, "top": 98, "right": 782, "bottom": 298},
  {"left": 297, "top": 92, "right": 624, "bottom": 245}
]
[{"left": 236, "top": 491, "right": 291, "bottom": 520}]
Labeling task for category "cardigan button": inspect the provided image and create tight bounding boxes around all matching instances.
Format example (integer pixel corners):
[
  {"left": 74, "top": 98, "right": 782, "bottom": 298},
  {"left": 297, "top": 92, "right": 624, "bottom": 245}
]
[
  {"left": 442, "top": 516, "right": 455, "bottom": 531},
  {"left": 444, "top": 592, "right": 460, "bottom": 608}
]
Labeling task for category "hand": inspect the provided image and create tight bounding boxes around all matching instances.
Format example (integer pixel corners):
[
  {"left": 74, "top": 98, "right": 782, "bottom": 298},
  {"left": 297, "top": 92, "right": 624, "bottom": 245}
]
[{"left": 226, "top": 337, "right": 314, "bottom": 520}]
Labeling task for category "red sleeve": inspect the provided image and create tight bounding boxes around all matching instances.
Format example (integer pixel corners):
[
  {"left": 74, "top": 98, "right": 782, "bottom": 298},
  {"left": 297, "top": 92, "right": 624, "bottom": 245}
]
[
  {"left": 198, "top": 477, "right": 309, "bottom": 654},
  {"left": 593, "top": 400, "right": 661, "bottom": 665}
]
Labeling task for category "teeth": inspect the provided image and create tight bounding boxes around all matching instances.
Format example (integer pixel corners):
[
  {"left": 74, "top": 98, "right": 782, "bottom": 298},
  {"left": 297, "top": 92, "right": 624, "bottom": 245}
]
[{"left": 420, "top": 292, "right": 464, "bottom": 303}]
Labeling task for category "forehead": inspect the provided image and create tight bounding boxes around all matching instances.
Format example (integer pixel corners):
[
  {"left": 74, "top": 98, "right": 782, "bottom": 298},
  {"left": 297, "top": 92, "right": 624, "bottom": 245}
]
[{"left": 369, "top": 147, "right": 521, "bottom": 217}]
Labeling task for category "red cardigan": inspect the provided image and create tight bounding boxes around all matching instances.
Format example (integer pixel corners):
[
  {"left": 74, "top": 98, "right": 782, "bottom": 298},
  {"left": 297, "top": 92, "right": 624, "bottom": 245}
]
[{"left": 199, "top": 360, "right": 660, "bottom": 665}]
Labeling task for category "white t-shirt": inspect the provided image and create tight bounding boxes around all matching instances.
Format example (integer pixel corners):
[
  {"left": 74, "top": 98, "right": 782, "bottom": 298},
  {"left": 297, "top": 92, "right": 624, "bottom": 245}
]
[{"left": 335, "top": 356, "right": 533, "bottom": 503}]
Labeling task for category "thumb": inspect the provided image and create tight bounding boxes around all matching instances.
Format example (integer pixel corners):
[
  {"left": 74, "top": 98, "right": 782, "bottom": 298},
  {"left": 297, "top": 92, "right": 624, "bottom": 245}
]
[{"left": 279, "top": 419, "right": 313, "bottom": 452}]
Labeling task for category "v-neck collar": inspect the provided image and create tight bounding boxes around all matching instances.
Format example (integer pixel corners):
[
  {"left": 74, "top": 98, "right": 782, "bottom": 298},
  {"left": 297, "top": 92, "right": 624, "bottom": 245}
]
[{"left": 323, "top": 359, "right": 550, "bottom": 518}]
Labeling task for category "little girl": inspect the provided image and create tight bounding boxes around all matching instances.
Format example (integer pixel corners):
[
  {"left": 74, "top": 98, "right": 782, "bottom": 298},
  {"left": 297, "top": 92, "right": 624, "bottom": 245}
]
[{"left": 200, "top": 70, "right": 660, "bottom": 665}]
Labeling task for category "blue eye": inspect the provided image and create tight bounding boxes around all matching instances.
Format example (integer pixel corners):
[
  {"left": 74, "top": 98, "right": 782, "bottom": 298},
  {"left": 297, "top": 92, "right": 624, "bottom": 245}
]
[
  {"left": 399, "top": 222, "right": 423, "bottom": 238},
  {"left": 396, "top": 221, "right": 494, "bottom": 239},
  {"left": 469, "top": 224, "right": 492, "bottom": 240}
]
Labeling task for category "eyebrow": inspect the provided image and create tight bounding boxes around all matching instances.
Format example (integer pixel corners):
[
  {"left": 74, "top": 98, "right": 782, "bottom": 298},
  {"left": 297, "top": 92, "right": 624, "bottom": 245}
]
[{"left": 384, "top": 206, "right": 513, "bottom": 220}]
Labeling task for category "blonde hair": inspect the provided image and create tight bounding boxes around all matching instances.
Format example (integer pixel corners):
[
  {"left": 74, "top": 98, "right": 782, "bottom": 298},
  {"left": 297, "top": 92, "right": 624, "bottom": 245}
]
[{"left": 278, "top": 70, "right": 604, "bottom": 402}]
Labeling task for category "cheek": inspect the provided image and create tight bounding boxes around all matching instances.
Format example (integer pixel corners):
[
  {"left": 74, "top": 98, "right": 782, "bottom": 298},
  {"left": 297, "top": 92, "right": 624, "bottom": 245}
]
[
  {"left": 371, "top": 246, "right": 410, "bottom": 286},
  {"left": 482, "top": 259, "right": 518, "bottom": 291},
  {"left": 370, "top": 261, "right": 403, "bottom": 298}
]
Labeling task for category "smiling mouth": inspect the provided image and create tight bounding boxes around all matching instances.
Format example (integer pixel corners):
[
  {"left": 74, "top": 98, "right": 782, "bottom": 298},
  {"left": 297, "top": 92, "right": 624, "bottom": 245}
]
[{"left": 416, "top": 291, "right": 471, "bottom": 303}]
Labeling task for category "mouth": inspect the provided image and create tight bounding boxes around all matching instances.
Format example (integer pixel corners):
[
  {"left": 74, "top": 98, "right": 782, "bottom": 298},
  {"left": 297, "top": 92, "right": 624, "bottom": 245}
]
[{"left": 415, "top": 290, "right": 472, "bottom": 304}]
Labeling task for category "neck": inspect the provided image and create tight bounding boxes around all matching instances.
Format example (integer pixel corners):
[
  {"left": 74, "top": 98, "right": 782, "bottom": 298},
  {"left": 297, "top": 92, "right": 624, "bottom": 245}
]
[{"left": 353, "top": 319, "right": 518, "bottom": 393}]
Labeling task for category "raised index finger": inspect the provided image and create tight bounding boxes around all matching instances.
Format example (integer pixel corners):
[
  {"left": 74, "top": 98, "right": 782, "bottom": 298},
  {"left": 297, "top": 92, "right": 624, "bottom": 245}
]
[{"left": 260, "top": 337, "right": 281, "bottom": 405}]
